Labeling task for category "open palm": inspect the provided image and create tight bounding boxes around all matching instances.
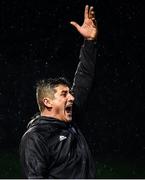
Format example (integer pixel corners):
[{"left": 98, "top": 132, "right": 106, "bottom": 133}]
[{"left": 70, "top": 5, "right": 98, "bottom": 40}]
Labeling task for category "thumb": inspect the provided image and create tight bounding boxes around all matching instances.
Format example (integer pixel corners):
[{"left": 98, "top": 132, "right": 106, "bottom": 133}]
[{"left": 70, "top": 21, "right": 80, "bottom": 31}]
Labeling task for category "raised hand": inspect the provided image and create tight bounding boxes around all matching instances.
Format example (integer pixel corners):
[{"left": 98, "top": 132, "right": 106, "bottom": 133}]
[{"left": 70, "top": 5, "right": 98, "bottom": 40}]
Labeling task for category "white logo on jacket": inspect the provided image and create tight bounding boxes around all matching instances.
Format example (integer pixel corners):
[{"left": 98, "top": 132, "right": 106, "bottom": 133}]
[{"left": 59, "top": 135, "right": 67, "bottom": 141}]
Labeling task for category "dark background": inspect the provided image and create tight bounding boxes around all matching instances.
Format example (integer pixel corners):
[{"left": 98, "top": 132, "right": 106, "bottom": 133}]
[{"left": 0, "top": 0, "right": 145, "bottom": 178}]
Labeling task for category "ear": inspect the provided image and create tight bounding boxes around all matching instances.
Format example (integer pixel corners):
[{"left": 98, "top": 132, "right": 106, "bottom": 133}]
[{"left": 43, "top": 97, "right": 52, "bottom": 108}]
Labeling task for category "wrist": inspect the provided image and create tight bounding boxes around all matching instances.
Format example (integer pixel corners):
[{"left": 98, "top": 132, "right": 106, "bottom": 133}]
[
  {"left": 84, "top": 39, "right": 97, "bottom": 46},
  {"left": 85, "top": 37, "right": 97, "bottom": 41}
]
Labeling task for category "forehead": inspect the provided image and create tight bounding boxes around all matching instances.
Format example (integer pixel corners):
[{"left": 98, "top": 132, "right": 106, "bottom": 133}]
[{"left": 54, "top": 84, "right": 70, "bottom": 92}]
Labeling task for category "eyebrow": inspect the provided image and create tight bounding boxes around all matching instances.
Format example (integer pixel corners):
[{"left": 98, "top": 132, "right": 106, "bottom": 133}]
[{"left": 60, "top": 90, "right": 68, "bottom": 94}]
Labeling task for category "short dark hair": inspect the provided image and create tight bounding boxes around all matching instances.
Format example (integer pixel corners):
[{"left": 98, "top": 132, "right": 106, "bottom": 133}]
[{"left": 36, "top": 77, "right": 71, "bottom": 112}]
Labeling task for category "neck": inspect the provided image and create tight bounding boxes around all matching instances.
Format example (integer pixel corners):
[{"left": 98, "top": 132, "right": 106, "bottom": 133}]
[{"left": 40, "top": 110, "right": 66, "bottom": 122}]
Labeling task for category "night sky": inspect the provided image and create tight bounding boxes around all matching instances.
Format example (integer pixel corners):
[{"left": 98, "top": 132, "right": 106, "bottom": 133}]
[{"left": 0, "top": 0, "right": 145, "bottom": 175}]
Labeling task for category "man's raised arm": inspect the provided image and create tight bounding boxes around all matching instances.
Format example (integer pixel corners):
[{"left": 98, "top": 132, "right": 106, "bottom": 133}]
[{"left": 71, "top": 5, "right": 98, "bottom": 109}]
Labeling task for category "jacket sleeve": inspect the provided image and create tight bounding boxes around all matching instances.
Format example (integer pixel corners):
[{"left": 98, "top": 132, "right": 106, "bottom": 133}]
[
  {"left": 19, "top": 132, "right": 48, "bottom": 178},
  {"left": 71, "top": 40, "right": 98, "bottom": 110}
]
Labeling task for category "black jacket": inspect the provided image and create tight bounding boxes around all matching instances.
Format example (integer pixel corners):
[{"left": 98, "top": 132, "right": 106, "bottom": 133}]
[{"left": 20, "top": 40, "right": 97, "bottom": 178}]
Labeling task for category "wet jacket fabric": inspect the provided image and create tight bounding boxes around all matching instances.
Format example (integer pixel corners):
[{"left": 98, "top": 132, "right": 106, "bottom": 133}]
[{"left": 20, "top": 40, "right": 97, "bottom": 178}]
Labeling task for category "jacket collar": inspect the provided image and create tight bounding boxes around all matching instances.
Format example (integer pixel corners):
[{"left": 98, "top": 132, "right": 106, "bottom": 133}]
[{"left": 27, "top": 114, "right": 72, "bottom": 129}]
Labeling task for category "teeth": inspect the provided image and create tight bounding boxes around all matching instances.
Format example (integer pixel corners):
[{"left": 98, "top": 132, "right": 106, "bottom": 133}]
[
  {"left": 65, "top": 105, "right": 72, "bottom": 112},
  {"left": 66, "top": 105, "right": 72, "bottom": 108}
]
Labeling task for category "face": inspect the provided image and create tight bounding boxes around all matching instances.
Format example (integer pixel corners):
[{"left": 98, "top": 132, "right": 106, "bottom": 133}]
[{"left": 50, "top": 85, "right": 75, "bottom": 122}]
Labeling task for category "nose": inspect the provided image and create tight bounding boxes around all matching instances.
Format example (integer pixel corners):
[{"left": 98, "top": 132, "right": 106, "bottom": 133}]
[{"left": 68, "top": 93, "right": 75, "bottom": 101}]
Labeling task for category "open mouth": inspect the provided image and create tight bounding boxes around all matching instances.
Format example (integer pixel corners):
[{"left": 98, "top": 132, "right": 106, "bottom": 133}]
[{"left": 65, "top": 105, "right": 73, "bottom": 114}]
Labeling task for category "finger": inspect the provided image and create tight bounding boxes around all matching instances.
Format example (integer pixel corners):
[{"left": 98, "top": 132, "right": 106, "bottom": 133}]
[
  {"left": 90, "top": 11, "right": 95, "bottom": 19},
  {"left": 70, "top": 21, "right": 80, "bottom": 31},
  {"left": 92, "top": 18, "right": 97, "bottom": 27},
  {"left": 84, "top": 5, "right": 89, "bottom": 19},
  {"left": 89, "top": 6, "right": 94, "bottom": 18}
]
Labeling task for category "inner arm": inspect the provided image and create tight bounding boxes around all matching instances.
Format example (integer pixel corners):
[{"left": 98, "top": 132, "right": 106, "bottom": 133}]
[{"left": 71, "top": 40, "right": 98, "bottom": 110}]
